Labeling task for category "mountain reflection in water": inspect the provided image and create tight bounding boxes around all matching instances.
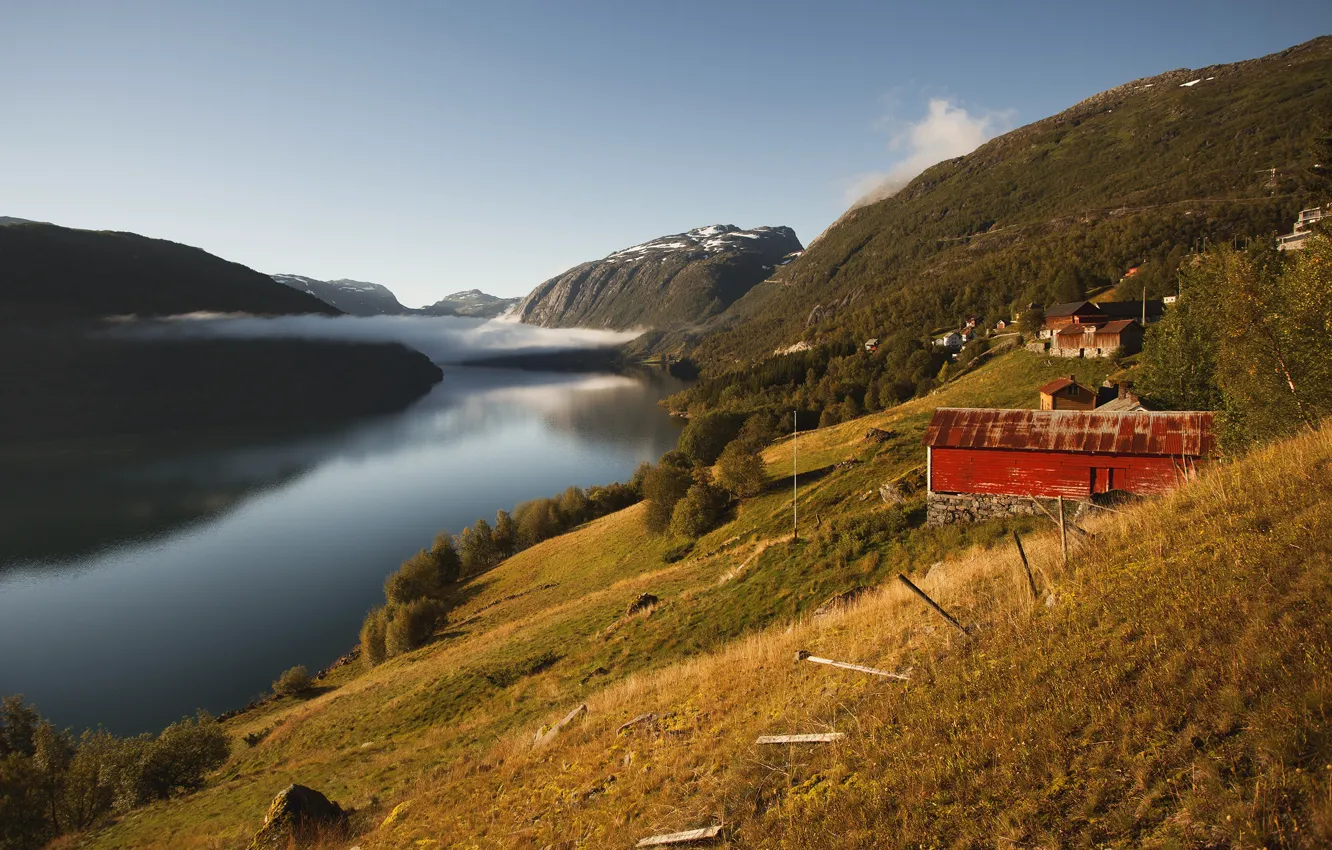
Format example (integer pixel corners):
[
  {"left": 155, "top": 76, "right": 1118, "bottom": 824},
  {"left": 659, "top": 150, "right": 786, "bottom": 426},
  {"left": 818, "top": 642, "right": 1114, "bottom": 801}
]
[{"left": 0, "top": 367, "right": 685, "bottom": 734}]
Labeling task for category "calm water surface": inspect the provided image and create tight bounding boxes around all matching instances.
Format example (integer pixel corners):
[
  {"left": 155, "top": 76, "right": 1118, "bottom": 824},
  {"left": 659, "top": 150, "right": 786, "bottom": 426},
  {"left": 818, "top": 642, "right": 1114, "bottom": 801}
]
[{"left": 0, "top": 367, "right": 684, "bottom": 734}]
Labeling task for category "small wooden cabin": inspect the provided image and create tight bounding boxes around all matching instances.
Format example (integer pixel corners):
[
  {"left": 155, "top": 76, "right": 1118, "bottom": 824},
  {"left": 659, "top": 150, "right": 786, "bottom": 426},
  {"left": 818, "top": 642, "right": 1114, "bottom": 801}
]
[
  {"left": 923, "top": 408, "right": 1215, "bottom": 501},
  {"left": 1038, "top": 376, "right": 1097, "bottom": 410}
]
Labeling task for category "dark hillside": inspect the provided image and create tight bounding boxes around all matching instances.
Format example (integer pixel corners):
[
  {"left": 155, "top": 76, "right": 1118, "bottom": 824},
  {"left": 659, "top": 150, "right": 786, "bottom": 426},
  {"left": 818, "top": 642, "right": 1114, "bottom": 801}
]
[
  {"left": 0, "top": 223, "right": 337, "bottom": 320},
  {"left": 691, "top": 36, "right": 1332, "bottom": 369}
]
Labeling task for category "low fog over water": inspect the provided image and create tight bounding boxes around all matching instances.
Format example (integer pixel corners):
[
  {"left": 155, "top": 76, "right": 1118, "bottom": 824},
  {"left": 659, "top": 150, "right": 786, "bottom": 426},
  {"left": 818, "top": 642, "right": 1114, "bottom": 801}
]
[{"left": 113, "top": 313, "right": 643, "bottom": 362}]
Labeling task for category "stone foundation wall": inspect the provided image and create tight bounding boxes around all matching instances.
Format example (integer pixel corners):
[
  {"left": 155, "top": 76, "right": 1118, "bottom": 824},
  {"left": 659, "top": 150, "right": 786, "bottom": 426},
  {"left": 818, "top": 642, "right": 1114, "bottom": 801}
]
[{"left": 927, "top": 491, "right": 1040, "bottom": 526}]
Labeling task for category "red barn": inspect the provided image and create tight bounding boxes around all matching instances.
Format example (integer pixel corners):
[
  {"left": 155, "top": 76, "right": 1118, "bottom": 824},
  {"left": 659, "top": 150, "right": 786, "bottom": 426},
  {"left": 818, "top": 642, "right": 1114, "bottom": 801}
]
[{"left": 922, "top": 408, "right": 1216, "bottom": 525}]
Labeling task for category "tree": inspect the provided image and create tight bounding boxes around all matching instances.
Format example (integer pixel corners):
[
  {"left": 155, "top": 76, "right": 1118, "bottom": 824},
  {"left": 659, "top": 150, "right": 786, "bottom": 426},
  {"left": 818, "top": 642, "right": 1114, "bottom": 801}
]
[
  {"left": 0, "top": 752, "right": 48, "bottom": 850},
  {"left": 1135, "top": 286, "right": 1220, "bottom": 411},
  {"left": 678, "top": 412, "right": 743, "bottom": 465},
  {"left": 384, "top": 550, "right": 448, "bottom": 606},
  {"left": 715, "top": 441, "right": 765, "bottom": 498},
  {"left": 385, "top": 600, "right": 441, "bottom": 657},
  {"left": 32, "top": 722, "right": 73, "bottom": 834},
  {"left": 136, "top": 712, "right": 229, "bottom": 801},
  {"left": 736, "top": 411, "right": 780, "bottom": 451},
  {"left": 557, "top": 486, "right": 590, "bottom": 526},
  {"left": 0, "top": 695, "right": 39, "bottom": 758},
  {"left": 360, "top": 607, "right": 388, "bottom": 668},
  {"left": 669, "top": 482, "right": 730, "bottom": 539},
  {"left": 59, "top": 730, "right": 117, "bottom": 831},
  {"left": 492, "top": 510, "right": 517, "bottom": 559},
  {"left": 457, "top": 519, "right": 500, "bottom": 576},
  {"left": 642, "top": 458, "right": 694, "bottom": 534}
]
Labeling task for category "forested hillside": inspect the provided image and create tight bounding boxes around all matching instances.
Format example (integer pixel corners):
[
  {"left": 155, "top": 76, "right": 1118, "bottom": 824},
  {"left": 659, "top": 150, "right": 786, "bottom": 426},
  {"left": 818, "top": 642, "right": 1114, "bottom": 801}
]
[{"left": 670, "top": 36, "right": 1331, "bottom": 416}]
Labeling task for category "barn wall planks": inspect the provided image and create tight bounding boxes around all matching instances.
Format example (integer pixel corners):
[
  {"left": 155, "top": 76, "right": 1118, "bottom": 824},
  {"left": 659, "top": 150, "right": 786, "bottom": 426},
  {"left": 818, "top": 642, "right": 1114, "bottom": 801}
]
[{"left": 929, "top": 446, "right": 1186, "bottom": 500}]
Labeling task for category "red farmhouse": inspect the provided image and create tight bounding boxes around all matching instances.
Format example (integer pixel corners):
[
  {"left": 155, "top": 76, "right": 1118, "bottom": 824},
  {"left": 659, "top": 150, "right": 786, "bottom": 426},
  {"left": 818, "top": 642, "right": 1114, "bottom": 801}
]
[{"left": 922, "top": 408, "right": 1215, "bottom": 525}]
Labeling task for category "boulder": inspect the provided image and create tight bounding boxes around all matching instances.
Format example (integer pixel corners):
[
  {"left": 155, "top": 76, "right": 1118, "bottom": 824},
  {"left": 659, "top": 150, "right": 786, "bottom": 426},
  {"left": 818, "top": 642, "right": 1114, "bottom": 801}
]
[
  {"left": 812, "top": 587, "right": 868, "bottom": 618},
  {"left": 864, "top": 427, "right": 895, "bottom": 444},
  {"left": 248, "top": 784, "right": 349, "bottom": 850},
  {"left": 626, "top": 593, "right": 659, "bottom": 616}
]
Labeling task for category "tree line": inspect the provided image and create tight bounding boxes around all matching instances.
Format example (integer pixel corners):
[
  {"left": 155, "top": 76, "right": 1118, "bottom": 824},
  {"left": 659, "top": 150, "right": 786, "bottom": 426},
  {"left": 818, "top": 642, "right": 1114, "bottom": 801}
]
[
  {"left": 1136, "top": 232, "right": 1332, "bottom": 446},
  {"left": 0, "top": 696, "right": 228, "bottom": 849}
]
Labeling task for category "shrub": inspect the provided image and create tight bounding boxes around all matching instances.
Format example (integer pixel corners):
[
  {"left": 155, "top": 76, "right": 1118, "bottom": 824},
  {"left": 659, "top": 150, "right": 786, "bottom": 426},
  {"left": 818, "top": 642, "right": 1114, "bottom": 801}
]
[
  {"left": 272, "top": 666, "right": 312, "bottom": 698},
  {"left": 642, "top": 458, "right": 694, "bottom": 534},
  {"left": 669, "top": 482, "right": 730, "bottom": 539},
  {"left": 134, "top": 712, "right": 230, "bottom": 801},
  {"left": 736, "top": 411, "right": 781, "bottom": 450},
  {"left": 384, "top": 550, "right": 448, "bottom": 606},
  {"left": 385, "top": 599, "right": 442, "bottom": 657},
  {"left": 360, "top": 607, "right": 388, "bottom": 668},
  {"left": 716, "top": 440, "right": 766, "bottom": 497}
]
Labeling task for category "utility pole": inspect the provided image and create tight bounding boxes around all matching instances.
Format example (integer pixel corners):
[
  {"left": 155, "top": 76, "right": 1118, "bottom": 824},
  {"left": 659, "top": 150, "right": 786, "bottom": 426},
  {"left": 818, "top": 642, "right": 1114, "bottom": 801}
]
[{"left": 792, "top": 411, "right": 798, "bottom": 543}]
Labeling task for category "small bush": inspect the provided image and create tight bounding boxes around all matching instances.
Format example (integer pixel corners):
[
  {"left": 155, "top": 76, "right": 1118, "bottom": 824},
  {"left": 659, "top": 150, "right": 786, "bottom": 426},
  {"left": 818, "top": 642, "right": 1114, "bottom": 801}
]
[{"left": 272, "top": 666, "right": 312, "bottom": 698}]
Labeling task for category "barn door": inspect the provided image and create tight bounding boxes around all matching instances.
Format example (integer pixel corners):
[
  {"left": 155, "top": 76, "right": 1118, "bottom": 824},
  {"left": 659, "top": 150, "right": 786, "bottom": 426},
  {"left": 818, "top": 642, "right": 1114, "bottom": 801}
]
[{"left": 1091, "top": 467, "right": 1128, "bottom": 494}]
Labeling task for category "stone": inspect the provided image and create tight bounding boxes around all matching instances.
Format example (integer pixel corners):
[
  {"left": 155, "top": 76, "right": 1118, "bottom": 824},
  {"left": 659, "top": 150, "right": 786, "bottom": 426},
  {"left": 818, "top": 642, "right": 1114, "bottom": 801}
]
[
  {"left": 248, "top": 784, "right": 349, "bottom": 850},
  {"left": 626, "top": 593, "right": 659, "bottom": 616},
  {"left": 812, "top": 587, "right": 868, "bottom": 618},
  {"left": 864, "top": 427, "right": 895, "bottom": 444}
]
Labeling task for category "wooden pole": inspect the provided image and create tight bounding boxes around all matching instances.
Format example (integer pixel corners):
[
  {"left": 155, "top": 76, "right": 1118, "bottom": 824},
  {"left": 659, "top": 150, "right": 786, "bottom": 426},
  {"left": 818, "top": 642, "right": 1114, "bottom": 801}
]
[
  {"left": 1058, "top": 496, "right": 1068, "bottom": 566},
  {"left": 1013, "top": 531, "right": 1038, "bottom": 601},
  {"left": 896, "top": 574, "right": 969, "bottom": 635},
  {"left": 792, "top": 411, "right": 798, "bottom": 543}
]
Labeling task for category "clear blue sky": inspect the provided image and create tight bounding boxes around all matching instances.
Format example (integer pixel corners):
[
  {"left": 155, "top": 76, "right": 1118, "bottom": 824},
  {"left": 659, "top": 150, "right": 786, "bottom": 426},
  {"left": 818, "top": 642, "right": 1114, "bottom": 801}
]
[{"left": 3, "top": 1, "right": 1328, "bottom": 306}]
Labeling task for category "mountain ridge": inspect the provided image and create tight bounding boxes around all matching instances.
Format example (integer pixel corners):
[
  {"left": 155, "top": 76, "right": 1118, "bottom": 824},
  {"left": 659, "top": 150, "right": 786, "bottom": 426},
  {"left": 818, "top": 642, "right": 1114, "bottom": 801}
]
[{"left": 513, "top": 223, "right": 803, "bottom": 331}]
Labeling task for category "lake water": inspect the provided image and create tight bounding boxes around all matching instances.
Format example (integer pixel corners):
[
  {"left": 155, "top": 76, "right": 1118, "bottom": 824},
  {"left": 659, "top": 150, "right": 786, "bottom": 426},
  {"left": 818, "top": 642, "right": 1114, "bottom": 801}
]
[{"left": 0, "top": 367, "right": 685, "bottom": 734}]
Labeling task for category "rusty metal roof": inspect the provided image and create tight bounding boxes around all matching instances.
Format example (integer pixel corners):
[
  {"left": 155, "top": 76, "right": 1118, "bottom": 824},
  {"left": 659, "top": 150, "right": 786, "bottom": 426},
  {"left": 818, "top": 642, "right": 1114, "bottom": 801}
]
[
  {"left": 1097, "top": 319, "right": 1138, "bottom": 334},
  {"left": 922, "top": 408, "right": 1215, "bottom": 456},
  {"left": 1037, "top": 377, "right": 1078, "bottom": 395},
  {"left": 1043, "top": 301, "right": 1099, "bottom": 318}
]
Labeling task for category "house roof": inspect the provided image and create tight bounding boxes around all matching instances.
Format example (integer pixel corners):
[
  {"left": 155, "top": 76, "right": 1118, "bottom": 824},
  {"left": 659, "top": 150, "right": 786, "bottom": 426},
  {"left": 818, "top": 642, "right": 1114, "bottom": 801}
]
[
  {"left": 1043, "top": 301, "right": 1100, "bottom": 318},
  {"left": 1055, "top": 325, "right": 1087, "bottom": 336},
  {"left": 1097, "top": 319, "right": 1138, "bottom": 334},
  {"left": 1096, "top": 395, "right": 1149, "bottom": 412},
  {"left": 922, "top": 408, "right": 1215, "bottom": 456},
  {"left": 1037, "top": 377, "right": 1078, "bottom": 395}
]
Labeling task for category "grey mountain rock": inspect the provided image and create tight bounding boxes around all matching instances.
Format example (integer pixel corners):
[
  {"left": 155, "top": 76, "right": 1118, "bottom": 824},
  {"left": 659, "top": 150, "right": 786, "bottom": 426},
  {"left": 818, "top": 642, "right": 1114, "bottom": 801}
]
[{"left": 514, "top": 224, "right": 803, "bottom": 331}]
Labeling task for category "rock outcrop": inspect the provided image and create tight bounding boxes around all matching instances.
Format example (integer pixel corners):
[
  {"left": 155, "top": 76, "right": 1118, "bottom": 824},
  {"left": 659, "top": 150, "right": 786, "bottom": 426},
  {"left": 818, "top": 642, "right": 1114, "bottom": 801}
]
[
  {"left": 514, "top": 224, "right": 803, "bottom": 331},
  {"left": 248, "top": 784, "right": 349, "bottom": 850}
]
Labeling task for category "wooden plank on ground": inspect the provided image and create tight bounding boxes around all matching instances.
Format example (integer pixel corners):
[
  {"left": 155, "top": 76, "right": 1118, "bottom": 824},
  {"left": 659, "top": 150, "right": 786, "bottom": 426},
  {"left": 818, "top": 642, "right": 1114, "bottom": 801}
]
[
  {"left": 636, "top": 825, "right": 723, "bottom": 846},
  {"left": 532, "top": 703, "right": 586, "bottom": 747},
  {"left": 755, "top": 733, "right": 845, "bottom": 744},
  {"left": 796, "top": 650, "right": 910, "bottom": 680}
]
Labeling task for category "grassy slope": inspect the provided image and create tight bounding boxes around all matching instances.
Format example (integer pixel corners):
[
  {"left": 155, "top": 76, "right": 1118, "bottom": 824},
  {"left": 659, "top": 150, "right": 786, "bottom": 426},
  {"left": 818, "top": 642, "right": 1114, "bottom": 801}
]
[{"left": 80, "top": 351, "right": 1144, "bottom": 848}]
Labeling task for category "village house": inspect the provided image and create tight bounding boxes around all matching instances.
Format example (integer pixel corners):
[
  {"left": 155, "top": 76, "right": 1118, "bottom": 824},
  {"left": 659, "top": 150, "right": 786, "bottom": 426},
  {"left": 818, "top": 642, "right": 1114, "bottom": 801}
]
[
  {"left": 934, "top": 331, "right": 964, "bottom": 350},
  {"left": 922, "top": 407, "right": 1214, "bottom": 525},
  {"left": 1038, "top": 376, "right": 1097, "bottom": 411},
  {"left": 1051, "top": 318, "right": 1143, "bottom": 358},
  {"left": 864, "top": 338, "right": 879, "bottom": 353},
  {"left": 1277, "top": 206, "right": 1327, "bottom": 251}
]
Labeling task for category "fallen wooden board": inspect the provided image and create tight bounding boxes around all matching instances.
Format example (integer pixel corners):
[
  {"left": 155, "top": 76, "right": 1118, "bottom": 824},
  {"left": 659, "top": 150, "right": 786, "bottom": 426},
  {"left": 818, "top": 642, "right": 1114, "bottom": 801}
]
[
  {"left": 636, "top": 825, "right": 722, "bottom": 846},
  {"left": 797, "top": 651, "right": 911, "bottom": 680},
  {"left": 532, "top": 703, "right": 586, "bottom": 747},
  {"left": 755, "top": 733, "right": 845, "bottom": 744}
]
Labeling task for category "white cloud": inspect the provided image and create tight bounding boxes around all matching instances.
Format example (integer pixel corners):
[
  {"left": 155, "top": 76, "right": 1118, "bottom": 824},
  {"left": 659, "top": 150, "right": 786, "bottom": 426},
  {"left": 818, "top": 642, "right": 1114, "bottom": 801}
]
[{"left": 845, "top": 98, "right": 1013, "bottom": 208}]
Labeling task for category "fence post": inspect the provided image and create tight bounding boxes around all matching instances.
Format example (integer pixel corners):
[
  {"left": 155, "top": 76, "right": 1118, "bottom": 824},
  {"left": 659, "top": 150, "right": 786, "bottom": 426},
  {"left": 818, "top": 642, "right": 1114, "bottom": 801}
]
[
  {"left": 1057, "top": 496, "right": 1068, "bottom": 566},
  {"left": 1013, "top": 531, "right": 1038, "bottom": 601}
]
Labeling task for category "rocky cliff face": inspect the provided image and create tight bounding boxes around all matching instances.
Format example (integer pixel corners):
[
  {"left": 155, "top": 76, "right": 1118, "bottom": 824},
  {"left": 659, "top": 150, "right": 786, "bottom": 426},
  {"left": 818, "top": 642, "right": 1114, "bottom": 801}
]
[
  {"left": 514, "top": 224, "right": 802, "bottom": 331},
  {"left": 272, "top": 274, "right": 408, "bottom": 316}
]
